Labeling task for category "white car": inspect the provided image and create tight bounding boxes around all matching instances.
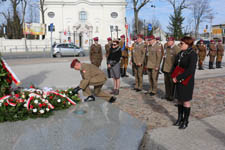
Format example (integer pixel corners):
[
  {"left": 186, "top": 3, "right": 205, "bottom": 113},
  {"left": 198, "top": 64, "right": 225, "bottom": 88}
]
[{"left": 52, "top": 43, "right": 85, "bottom": 57}]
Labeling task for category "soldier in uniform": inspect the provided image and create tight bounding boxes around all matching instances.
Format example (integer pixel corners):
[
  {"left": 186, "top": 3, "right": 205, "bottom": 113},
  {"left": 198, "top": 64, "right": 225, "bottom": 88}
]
[
  {"left": 105, "top": 37, "right": 112, "bottom": 77},
  {"left": 105, "top": 37, "right": 112, "bottom": 58},
  {"left": 208, "top": 40, "right": 217, "bottom": 69},
  {"left": 119, "top": 35, "right": 129, "bottom": 77},
  {"left": 130, "top": 35, "right": 146, "bottom": 92},
  {"left": 161, "top": 37, "right": 181, "bottom": 101},
  {"left": 130, "top": 36, "right": 138, "bottom": 76},
  {"left": 146, "top": 35, "right": 163, "bottom": 96},
  {"left": 197, "top": 39, "right": 207, "bottom": 70},
  {"left": 71, "top": 59, "right": 116, "bottom": 103},
  {"left": 143, "top": 36, "right": 149, "bottom": 75},
  {"left": 216, "top": 40, "right": 224, "bottom": 68},
  {"left": 90, "top": 37, "right": 103, "bottom": 68}
]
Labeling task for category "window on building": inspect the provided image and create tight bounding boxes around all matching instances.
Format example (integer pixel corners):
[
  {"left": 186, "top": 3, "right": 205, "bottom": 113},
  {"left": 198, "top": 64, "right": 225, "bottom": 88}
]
[{"left": 79, "top": 11, "right": 87, "bottom": 21}]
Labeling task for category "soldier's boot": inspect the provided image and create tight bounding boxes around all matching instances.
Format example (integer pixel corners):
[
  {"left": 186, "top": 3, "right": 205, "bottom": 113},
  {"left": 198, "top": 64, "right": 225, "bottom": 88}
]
[
  {"left": 123, "top": 68, "right": 129, "bottom": 77},
  {"left": 216, "top": 62, "right": 219, "bottom": 68},
  {"left": 120, "top": 68, "right": 124, "bottom": 77},
  {"left": 218, "top": 62, "right": 222, "bottom": 68},
  {"left": 84, "top": 95, "right": 95, "bottom": 102},
  {"left": 198, "top": 65, "right": 204, "bottom": 70},
  {"left": 179, "top": 107, "right": 191, "bottom": 129},
  {"left": 209, "top": 62, "right": 213, "bottom": 69},
  {"left": 173, "top": 105, "right": 184, "bottom": 126}
]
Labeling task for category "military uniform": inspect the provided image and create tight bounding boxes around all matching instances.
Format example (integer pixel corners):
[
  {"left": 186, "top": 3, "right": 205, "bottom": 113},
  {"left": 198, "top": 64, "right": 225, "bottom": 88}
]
[
  {"left": 146, "top": 42, "right": 163, "bottom": 94},
  {"left": 216, "top": 43, "right": 224, "bottom": 68},
  {"left": 119, "top": 40, "right": 129, "bottom": 77},
  {"left": 79, "top": 63, "right": 112, "bottom": 101},
  {"left": 208, "top": 43, "right": 217, "bottom": 69},
  {"left": 162, "top": 44, "right": 181, "bottom": 100},
  {"left": 105, "top": 43, "right": 111, "bottom": 58},
  {"left": 197, "top": 44, "right": 207, "bottom": 70},
  {"left": 131, "top": 42, "right": 146, "bottom": 90},
  {"left": 90, "top": 44, "right": 103, "bottom": 67}
]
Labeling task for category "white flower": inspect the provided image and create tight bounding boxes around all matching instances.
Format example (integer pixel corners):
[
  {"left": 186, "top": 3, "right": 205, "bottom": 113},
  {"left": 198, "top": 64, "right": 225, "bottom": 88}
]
[
  {"left": 34, "top": 100, "right": 39, "bottom": 104},
  {"left": 22, "top": 94, "right": 25, "bottom": 99},
  {"left": 57, "top": 99, "right": 61, "bottom": 103},
  {"left": 46, "top": 108, "right": 50, "bottom": 112},
  {"left": 69, "top": 91, "right": 72, "bottom": 94},
  {"left": 0, "top": 103, "right": 2, "bottom": 107},
  {"left": 68, "top": 102, "right": 71, "bottom": 105},
  {"left": 40, "top": 109, "right": 45, "bottom": 114},
  {"left": 33, "top": 108, "right": 37, "bottom": 113},
  {"left": 42, "top": 99, "right": 45, "bottom": 103},
  {"left": 43, "top": 95, "right": 47, "bottom": 99},
  {"left": 24, "top": 103, "right": 27, "bottom": 107}
]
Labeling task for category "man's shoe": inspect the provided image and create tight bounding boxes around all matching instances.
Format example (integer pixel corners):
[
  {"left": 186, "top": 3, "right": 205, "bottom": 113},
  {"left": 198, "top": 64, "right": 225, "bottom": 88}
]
[
  {"left": 136, "top": 89, "right": 142, "bottom": 92},
  {"left": 149, "top": 92, "right": 155, "bottom": 96},
  {"left": 84, "top": 95, "right": 95, "bottom": 102},
  {"left": 109, "top": 96, "right": 117, "bottom": 103}
]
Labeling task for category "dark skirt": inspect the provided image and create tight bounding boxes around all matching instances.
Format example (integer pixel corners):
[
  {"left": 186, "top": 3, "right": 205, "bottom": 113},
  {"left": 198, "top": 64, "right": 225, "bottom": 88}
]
[{"left": 110, "top": 62, "right": 120, "bottom": 79}]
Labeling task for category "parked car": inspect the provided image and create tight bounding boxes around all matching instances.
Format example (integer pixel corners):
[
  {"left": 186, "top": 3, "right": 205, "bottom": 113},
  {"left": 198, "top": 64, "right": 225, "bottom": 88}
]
[
  {"left": 195, "top": 40, "right": 210, "bottom": 49},
  {"left": 52, "top": 43, "right": 85, "bottom": 57}
]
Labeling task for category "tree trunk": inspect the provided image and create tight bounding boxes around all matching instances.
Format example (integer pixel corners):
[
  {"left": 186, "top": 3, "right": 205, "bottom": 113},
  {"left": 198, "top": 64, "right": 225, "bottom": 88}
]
[{"left": 134, "top": 9, "right": 139, "bottom": 34}]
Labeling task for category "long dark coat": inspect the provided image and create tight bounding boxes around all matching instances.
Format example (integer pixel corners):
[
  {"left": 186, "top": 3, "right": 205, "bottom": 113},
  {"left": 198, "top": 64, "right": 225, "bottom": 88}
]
[{"left": 172, "top": 48, "right": 197, "bottom": 101}]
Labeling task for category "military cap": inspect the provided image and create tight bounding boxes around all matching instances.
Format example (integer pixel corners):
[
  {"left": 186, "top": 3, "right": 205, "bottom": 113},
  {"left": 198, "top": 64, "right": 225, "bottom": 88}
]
[
  {"left": 132, "top": 36, "right": 137, "bottom": 40},
  {"left": 107, "top": 37, "right": 112, "bottom": 41},
  {"left": 93, "top": 37, "right": 99, "bottom": 41},
  {"left": 148, "top": 35, "right": 155, "bottom": 40},
  {"left": 120, "top": 35, "right": 125, "bottom": 38},
  {"left": 167, "top": 37, "right": 175, "bottom": 41},
  {"left": 210, "top": 40, "right": 214, "bottom": 43},
  {"left": 70, "top": 59, "right": 80, "bottom": 68},
  {"left": 200, "top": 39, "right": 204, "bottom": 42},
  {"left": 137, "top": 34, "right": 143, "bottom": 39},
  {"left": 156, "top": 37, "right": 161, "bottom": 40},
  {"left": 218, "top": 39, "right": 222, "bottom": 42}
]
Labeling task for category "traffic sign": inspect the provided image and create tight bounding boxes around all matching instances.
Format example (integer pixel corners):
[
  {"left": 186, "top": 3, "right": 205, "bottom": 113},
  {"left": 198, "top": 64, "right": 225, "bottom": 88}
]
[
  {"left": 148, "top": 24, "right": 152, "bottom": 31},
  {"left": 48, "top": 23, "right": 55, "bottom": 32}
]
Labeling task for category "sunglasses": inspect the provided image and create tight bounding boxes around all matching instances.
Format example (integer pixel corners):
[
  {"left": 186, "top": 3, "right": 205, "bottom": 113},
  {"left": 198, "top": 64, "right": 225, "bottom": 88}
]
[
  {"left": 112, "top": 44, "right": 118, "bottom": 46},
  {"left": 180, "top": 42, "right": 185, "bottom": 45}
]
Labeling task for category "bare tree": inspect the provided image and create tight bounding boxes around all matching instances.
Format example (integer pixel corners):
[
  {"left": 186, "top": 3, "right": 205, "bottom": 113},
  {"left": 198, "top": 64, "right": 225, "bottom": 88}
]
[
  {"left": 128, "top": 0, "right": 153, "bottom": 34},
  {"left": 39, "top": 0, "right": 47, "bottom": 39},
  {"left": 188, "top": 0, "right": 213, "bottom": 38}
]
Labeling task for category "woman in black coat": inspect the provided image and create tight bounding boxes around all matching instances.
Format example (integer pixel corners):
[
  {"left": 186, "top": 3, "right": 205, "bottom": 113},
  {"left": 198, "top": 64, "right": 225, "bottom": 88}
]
[
  {"left": 107, "top": 39, "right": 122, "bottom": 95},
  {"left": 172, "top": 36, "right": 197, "bottom": 129}
]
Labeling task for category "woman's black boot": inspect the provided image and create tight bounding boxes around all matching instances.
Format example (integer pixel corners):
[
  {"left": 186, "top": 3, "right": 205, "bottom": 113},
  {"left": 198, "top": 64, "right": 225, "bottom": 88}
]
[
  {"left": 173, "top": 105, "right": 183, "bottom": 126},
  {"left": 179, "top": 107, "right": 191, "bottom": 129}
]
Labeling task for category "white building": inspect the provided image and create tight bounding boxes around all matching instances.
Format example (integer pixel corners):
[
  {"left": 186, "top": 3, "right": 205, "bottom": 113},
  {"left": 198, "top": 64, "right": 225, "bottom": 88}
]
[{"left": 44, "top": 0, "right": 127, "bottom": 49}]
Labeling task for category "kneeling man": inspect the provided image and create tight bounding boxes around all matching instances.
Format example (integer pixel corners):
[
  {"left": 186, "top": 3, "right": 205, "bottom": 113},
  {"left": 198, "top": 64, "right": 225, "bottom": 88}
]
[{"left": 70, "top": 59, "right": 116, "bottom": 103}]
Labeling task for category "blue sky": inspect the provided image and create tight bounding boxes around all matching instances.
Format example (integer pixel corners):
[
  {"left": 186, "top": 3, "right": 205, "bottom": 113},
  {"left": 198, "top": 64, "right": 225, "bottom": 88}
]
[{"left": 126, "top": 0, "right": 225, "bottom": 33}]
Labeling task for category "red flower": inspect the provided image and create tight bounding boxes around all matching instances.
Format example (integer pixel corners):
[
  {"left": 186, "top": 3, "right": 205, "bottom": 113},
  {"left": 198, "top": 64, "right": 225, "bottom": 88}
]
[
  {"left": 4, "top": 103, "right": 8, "bottom": 106},
  {"left": 63, "top": 101, "right": 66, "bottom": 104},
  {"left": 56, "top": 90, "right": 59, "bottom": 92},
  {"left": 30, "top": 85, "right": 34, "bottom": 88},
  {"left": 30, "top": 97, "right": 34, "bottom": 100},
  {"left": 30, "top": 105, "right": 34, "bottom": 109},
  {"left": 15, "top": 94, "right": 20, "bottom": 98},
  {"left": 61, "top": 91, "right": 64, "bottom": 94},
  {"left": 9, "top": 99, "right": 14, "bottom": 102},
  {"left": 49, "top": 96, "right": 53, "bottom": 99},
  {"left": 39, "top": 104, "right": 42, "bottom": 108},
  {"left": 42, "top": 103, "right": 47, "bottom": 107},
  {"left": 20, "top": 99, "right": 24, "bottom": 103}
]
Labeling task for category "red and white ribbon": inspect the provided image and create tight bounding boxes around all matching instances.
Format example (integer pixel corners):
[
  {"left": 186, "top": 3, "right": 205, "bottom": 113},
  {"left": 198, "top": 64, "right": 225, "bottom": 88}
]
[
  {"left": 0, "top": 95, "right": 11, "bottom": 102},
  {"left": 27, "top": 96, "right": 34, "bottom": 110},
  {"left": 49, "top": 91, "right": 76, "bottom": 105},
  {"left": 6, "top": 99, "right": 17, "bottom": 106},
  {"left": 1, "top": 59, "right": 21, "bottom": 86}
]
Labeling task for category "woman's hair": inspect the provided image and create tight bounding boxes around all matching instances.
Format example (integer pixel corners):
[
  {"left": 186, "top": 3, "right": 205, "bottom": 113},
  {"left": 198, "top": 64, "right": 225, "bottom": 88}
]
[
  {"left": 112, "top": 39, "right": 120, "bottom": 44},
  {"left": 181, "top": 36, "right": 194, "bottom": 47}
]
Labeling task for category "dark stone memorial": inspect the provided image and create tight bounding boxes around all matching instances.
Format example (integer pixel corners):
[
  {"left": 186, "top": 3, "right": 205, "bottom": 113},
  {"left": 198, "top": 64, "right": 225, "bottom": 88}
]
[{"left": 0, "top": 99, "right": 146, "bottom": 150}]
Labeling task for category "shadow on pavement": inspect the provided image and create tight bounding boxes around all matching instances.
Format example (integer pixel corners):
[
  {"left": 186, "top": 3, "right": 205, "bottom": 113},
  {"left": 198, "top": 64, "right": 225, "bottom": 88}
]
[{"left": 20, "top": 71, "right": 50, "bottom": 88}]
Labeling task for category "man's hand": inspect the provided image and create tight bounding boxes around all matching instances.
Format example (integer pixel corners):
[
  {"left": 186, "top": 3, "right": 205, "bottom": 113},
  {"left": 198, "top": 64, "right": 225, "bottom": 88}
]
[
  {"left": 107, "top": 64, "right": 111, "bottom": 68},
  {"left": 73, "top": 86, "right": 81, "bottom": 94}
]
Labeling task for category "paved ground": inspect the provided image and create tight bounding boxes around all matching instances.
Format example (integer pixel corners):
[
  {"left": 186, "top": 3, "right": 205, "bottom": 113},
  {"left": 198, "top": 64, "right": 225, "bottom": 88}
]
[{"left": 4, "top": 55, "right": 225, "bottom": 150}]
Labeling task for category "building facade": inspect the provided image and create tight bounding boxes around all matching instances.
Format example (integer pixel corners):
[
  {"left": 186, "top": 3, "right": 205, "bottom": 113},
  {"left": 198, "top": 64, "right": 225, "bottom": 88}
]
[
  {"left": 212, "top": 24, "right": 225, "bottom": 43},
  {"left": 44, "top": 0, "right": 127, "bottom": 49}
]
